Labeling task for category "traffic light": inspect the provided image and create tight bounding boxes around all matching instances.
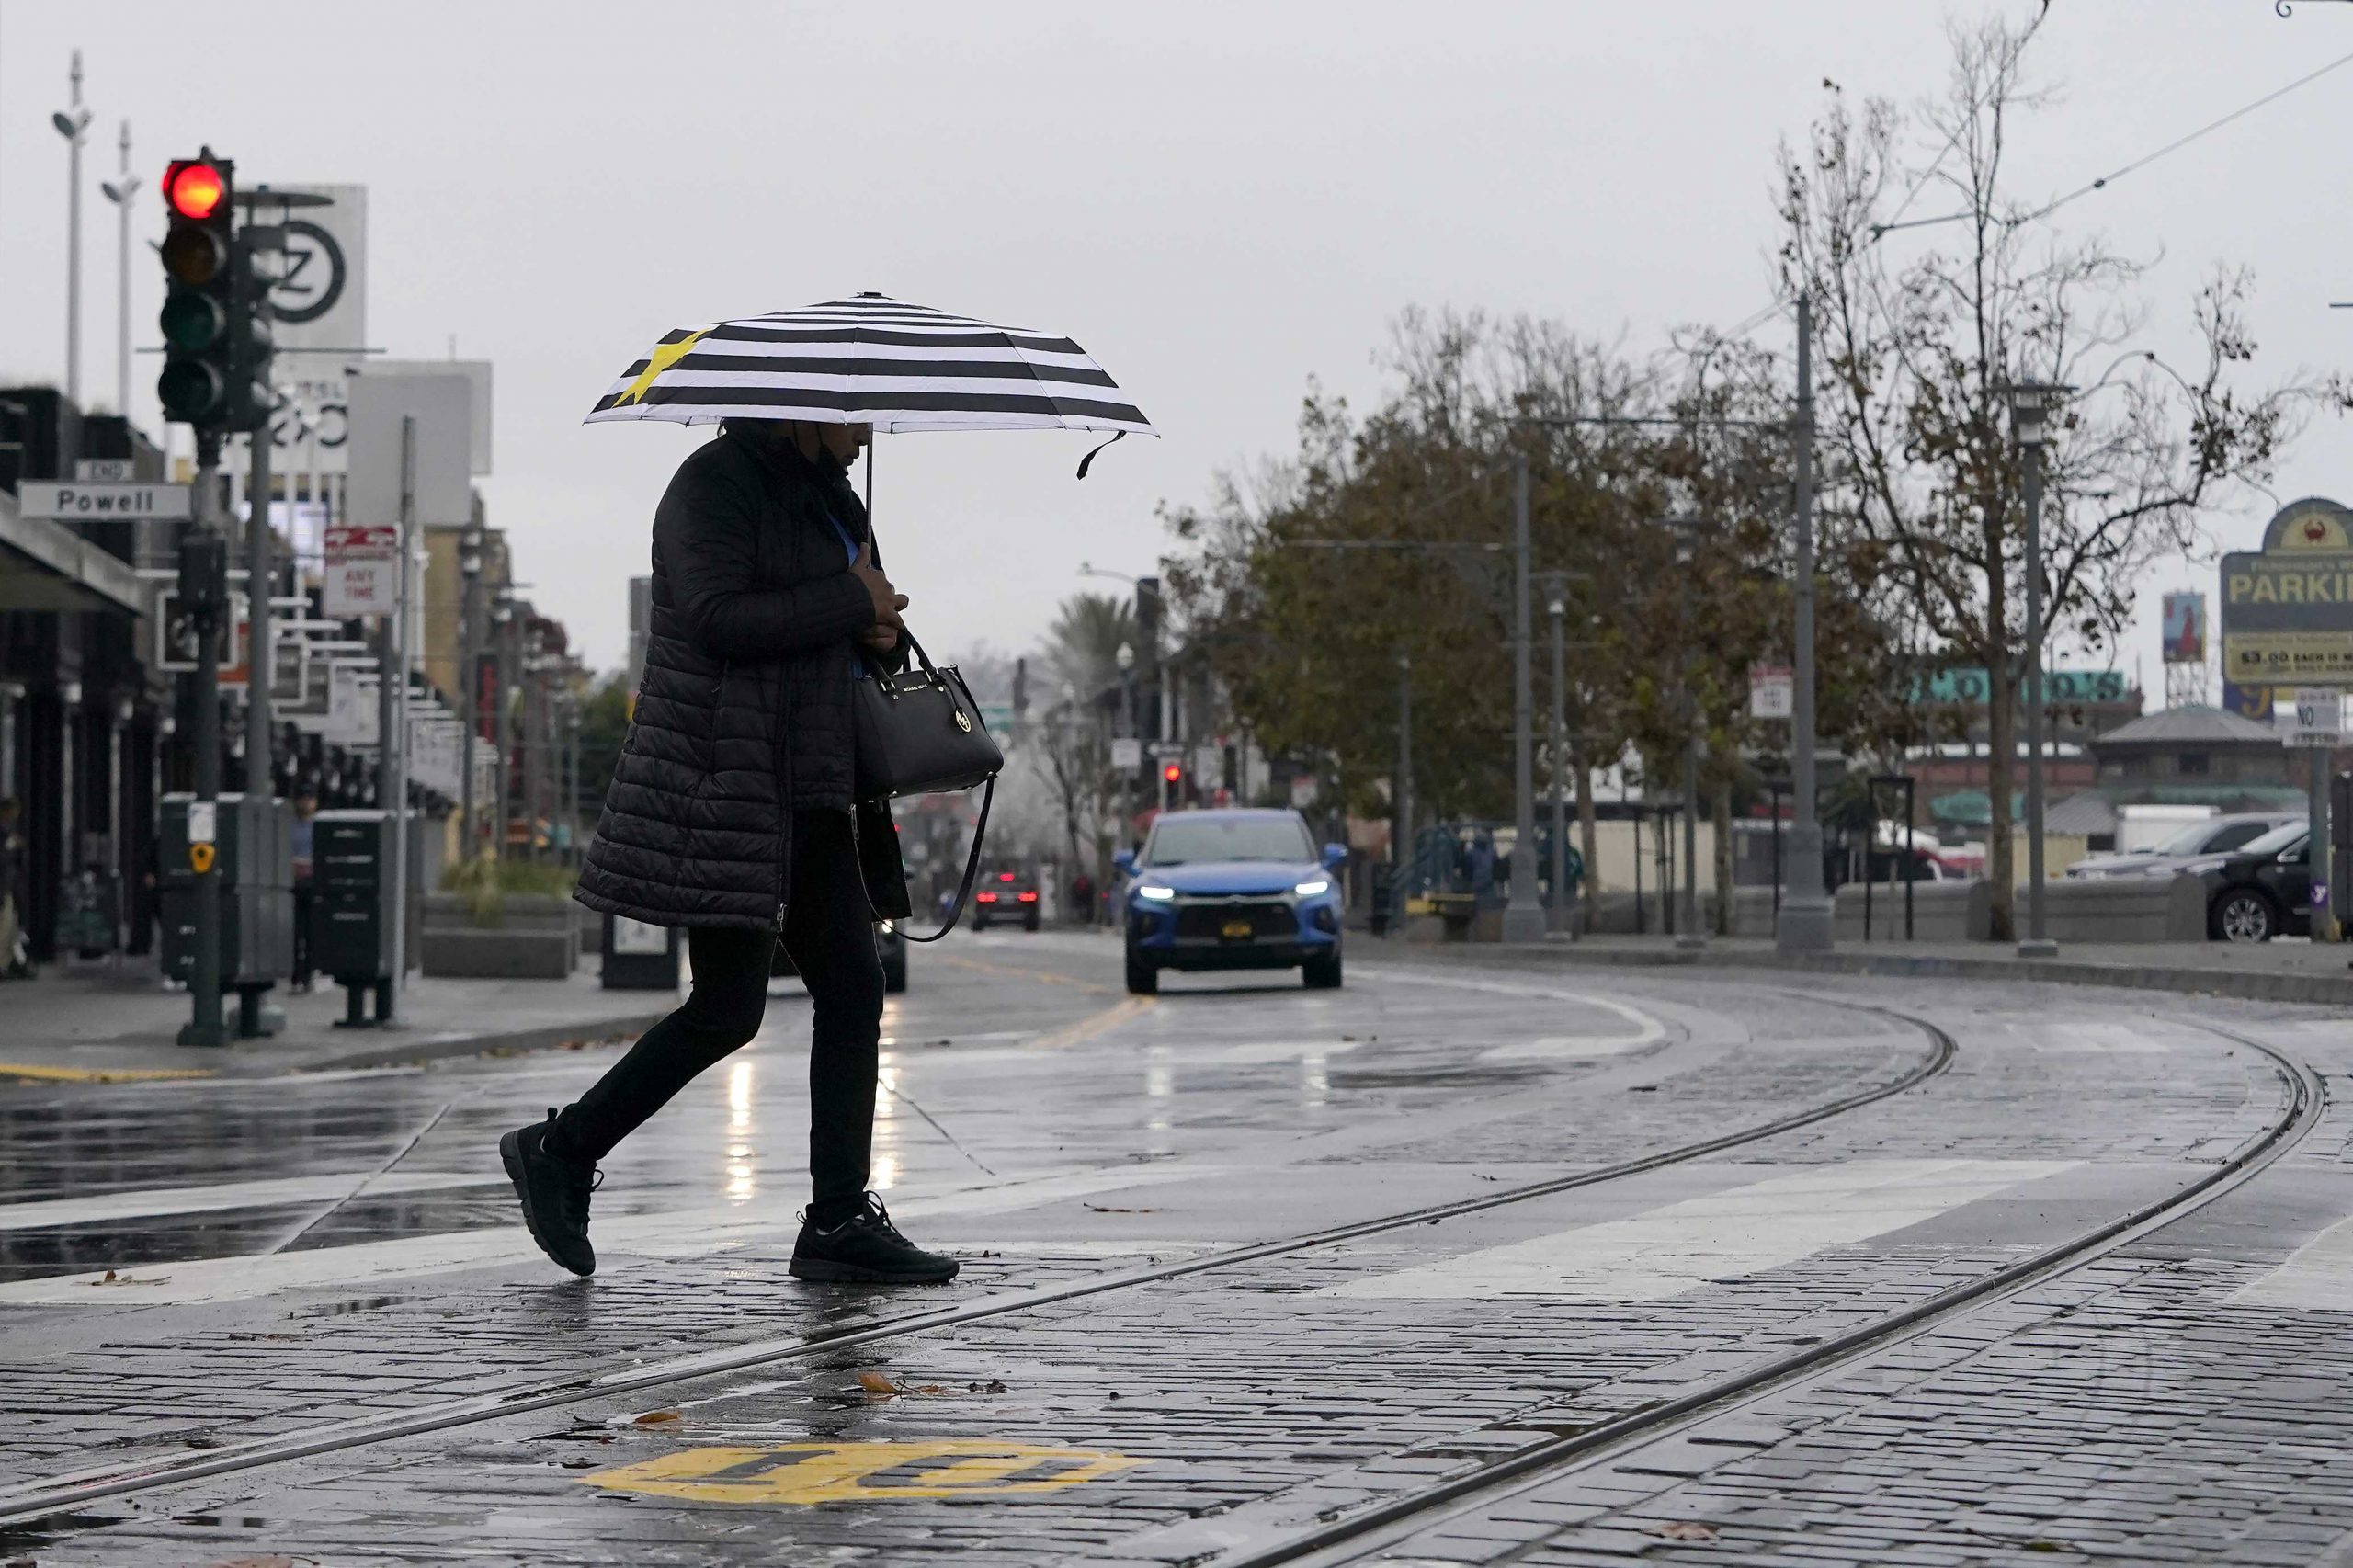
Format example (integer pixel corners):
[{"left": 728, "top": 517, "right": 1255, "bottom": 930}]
[
  {"left": 223, "top": 222, "right": 278, "bottom": 431},
  {"left": 1161, "top": 762, "right": 1183, "bottom": 788},
  {"left": 157, "top": 153, "right": 234, "bottom": 428}
]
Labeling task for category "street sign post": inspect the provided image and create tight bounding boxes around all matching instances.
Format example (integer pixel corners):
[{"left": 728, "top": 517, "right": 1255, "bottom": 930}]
[
  {"left": 1749, "top": 664, "right": 1795, "bottom": 721},
  {"left": 1110, "top": 737, "right": 1142, "bottom": 770},
  {"left": 324, "top": 523, "right": 399, "bottom": 617},
  {"left": 2287, "top": 687, "right": 2342, "bottom": 944},
  {"left": 19, "top": 482, "right": 190, "bottom": 520}
]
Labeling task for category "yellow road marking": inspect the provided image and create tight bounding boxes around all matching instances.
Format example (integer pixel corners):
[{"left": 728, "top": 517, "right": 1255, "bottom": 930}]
[
  {"left": 585, "top": 1439, "right": 1143, "bottom": 1504},
  {"left": 1026, "top": 994, "right": 1155, "bottom": 1051},
  {"left": 0, "top": 1063, "right": 218, "bottom": 1084},
  {"left": 929, "top": 952, "right": 1120, "bottom": 996}
]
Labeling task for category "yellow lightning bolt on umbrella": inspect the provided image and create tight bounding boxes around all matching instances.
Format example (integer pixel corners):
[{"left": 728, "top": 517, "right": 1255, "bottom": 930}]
[{"left": 614, "top": 328, "right": 710, "bottom": 406}]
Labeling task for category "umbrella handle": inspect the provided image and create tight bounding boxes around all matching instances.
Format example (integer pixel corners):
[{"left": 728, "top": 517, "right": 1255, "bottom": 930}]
[{"left": 1076, "top": 430, "right": 1125, "bottom": 479}]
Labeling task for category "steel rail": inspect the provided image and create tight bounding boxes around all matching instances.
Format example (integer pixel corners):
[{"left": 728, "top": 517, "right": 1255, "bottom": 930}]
[
  {"left": 0, "top": 994, "right": 1957, "bottom": 1528},
  {"left": 1200, "top": 1021, "right": 2327, "bottom": 1568}
]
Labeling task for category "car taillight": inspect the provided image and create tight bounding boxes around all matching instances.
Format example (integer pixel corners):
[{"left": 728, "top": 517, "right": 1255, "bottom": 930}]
[
  {"left": 976, "top": 892, "right": 999, "bottom": 903},
  {"left": 1017, "top": 891, "right": 1038, "bottom": 902}
]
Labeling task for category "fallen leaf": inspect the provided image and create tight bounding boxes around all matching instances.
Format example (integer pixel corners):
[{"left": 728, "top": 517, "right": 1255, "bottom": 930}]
[
  {"left": 632, "top": 1410, "right": 681, "bottom": 1426},
  {"left": 89, "top": 1268, "right": 171, "bottom": 1287},
  {"left": 1084, "top": 1203, "right": 1156, "bottom": 1213},
  {"left": 912, "top": 1383, "right": 948, "bottom": 1395},
  {"left": 186, "top": 1435, "right": 224, "bottom": 1449},
  {"left": 857, "top": 1371, "right": 903, "bottom": 1396},
  {"left": 1628, "top": 1084, "right": 1660, "bottom": 1093},
  {"left": 1648, "top": 1522, "right": 1716, "bottom": 1541},
  {"left": 968, "top": 1379, "right": 1009, "bottom": 1394}
]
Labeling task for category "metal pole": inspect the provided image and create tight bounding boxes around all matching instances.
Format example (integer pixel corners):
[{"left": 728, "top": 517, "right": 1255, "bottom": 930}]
[
  {"left": 2019, "top": 426, "right": 2056, "bottom": 957},
  {"left": 1120, "top": 672, "right": 1136, "bottom": 846},
  {"left": 179, "top": 439, "right": 227, "bottom": 1049},
  {"left": 1501, "top": 455, "right": 1546, "bottom": 942},
  {"left": 2312, "top": 746, "right": 2335, "bottom": 942},
  {"left": 1549, "top": 600, "right": 1568, "bottom": 933},
  {"left": 377, "top": 416, "right": 416, "bottom": 1017},
  {"left": 1677, "top": 537, "right": 1704, "bottom": 951},
  {"left": 244, "top": 426, "right": 273, "bottom": 797},
  {"left": 458, "top": 555, "right": 478, "bottom": 859},
  {"left": 112, "top": 120, "right": 129, "bottom": 415},
  {"left": 1396, "top": 652, "right": 1414, "bottom": 916},
  {"left": 1777, "top": 293, "right": 1835, "bottom": 952},
  {"left": 62, "top": 51, "right": 82, "bottom": 406}
]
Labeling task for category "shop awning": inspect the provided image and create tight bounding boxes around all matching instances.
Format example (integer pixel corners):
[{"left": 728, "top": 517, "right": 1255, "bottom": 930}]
[{"left": 0, "top": 492, "right": 143, "bottom": 613}]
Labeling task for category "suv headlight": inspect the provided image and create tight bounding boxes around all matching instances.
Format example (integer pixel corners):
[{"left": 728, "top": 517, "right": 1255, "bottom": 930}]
[
  {"left": 1135, "top": 884, "right": 1176, "bottom": 903},
  {"left": 1294, "top": 879, "right": 1332, "bottom": 897}
]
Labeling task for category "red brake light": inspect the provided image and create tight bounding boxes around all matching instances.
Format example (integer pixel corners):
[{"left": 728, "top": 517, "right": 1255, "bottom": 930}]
[
  {"left": 998, "top": 871, "right": 1015, "bottom": 881},
  {"left": 165, "top": 161, "right": 226, "bottom": 220},
  {"left": 1017, "top": 891, "right": 1038, "bottom": 902},
  {"left": 976, "top": 892, "right": 998, "bottom": 903}
]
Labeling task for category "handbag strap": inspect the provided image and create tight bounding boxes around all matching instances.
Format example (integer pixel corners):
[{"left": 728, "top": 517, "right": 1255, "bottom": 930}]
[{"left": 853, "top": 778, "right": 994, "bottom": 945}]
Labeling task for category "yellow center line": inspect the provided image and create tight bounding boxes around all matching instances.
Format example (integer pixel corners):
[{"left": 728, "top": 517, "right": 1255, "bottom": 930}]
[
  {"left": 1025, "top": 995, "right": 1156, "bottom": 1051},
  {"left": 0, "top": 1063, "right": 219, "bottom": 1084},
  {"left": 927, "top": 953, "right": 1121, "bottom": 996}
]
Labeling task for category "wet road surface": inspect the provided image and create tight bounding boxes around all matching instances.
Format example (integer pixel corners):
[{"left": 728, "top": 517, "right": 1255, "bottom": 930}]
[{"left": 1, "top": 931, "right": 2348, "bottom": 1565}]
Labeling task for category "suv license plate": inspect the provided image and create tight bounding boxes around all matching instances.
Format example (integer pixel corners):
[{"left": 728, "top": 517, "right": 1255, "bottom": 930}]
[{"left": 1222, "top": 918, "right": 1253, "bottom": 939}]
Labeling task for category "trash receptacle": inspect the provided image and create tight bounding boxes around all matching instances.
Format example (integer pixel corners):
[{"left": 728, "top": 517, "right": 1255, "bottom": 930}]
[{"left": 601, "top": 913, "right": 680, "bottom": 991}]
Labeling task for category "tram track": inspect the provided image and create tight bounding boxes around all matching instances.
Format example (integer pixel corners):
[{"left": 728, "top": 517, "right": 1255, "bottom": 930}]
[
  {"left": 1174, "top": 1017, "right": 2328, "bottom": 1568},
  {"left": 0, "top": 988, "right": 1957, "bottom": 1529}
]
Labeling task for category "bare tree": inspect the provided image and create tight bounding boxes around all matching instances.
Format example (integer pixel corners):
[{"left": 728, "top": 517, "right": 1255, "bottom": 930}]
[{"left": 1779, "top": 14, "right": 2311, "bottom": 934}]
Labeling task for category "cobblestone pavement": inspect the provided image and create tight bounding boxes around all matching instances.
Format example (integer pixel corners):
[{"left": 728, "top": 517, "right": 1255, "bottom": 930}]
[{"left": 0, "top": 933, "right": 2346, "bottom": 1566}]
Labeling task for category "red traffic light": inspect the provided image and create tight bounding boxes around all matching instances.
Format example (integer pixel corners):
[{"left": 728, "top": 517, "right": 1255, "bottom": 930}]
[
  {"left": 164, "top": 161, "right": 226, "bottom": 220},
  {"left": 1162, "top": 763, "right": 1182, "bottom": 784}
]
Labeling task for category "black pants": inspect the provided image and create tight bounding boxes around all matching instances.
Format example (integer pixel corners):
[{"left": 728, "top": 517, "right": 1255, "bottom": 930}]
[{"left": 552, "top": 811, "right": 883, "bottom": 1221}]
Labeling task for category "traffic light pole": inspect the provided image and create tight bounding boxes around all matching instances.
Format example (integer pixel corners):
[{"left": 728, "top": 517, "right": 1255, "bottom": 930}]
[
  {"left": 1501, "top": 456, "right": 1547, "bottom": 944},
  {"left": 1776, "top": 294, "right": 1836, "bottom": 954},
  {"left": 374, "top": 416, "right": 417, "bottom": 1022},
  {"left": 179, "top": 438, "right": 229, "bottom": 1050}
]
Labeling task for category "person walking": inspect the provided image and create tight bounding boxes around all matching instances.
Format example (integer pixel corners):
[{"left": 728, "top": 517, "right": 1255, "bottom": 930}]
[
  {"left": 501, "top": 416, "right": 957, "bottom": 1286},
  {"left": 288, "top": 790, "right": 318, "bottom": 994}
]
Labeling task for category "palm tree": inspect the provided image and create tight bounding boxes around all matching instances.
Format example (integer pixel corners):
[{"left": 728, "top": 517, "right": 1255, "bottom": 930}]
[{"left": 1046, "top": 592, "right": 1138, "bottom": 699}]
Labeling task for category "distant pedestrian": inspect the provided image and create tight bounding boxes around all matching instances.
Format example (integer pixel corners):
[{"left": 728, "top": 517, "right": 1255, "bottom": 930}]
[
  {"left": 289, "top": 791, "right": 318, "bottom": 994},
  {"left": 1071, "top": 870, "right": 1094, "bottom": 926},
  {"left": 503, "top": 417, "right": 957, "bottom": 1286},
  {"left": 0, "top": 798, "right": 26, "bottom": 979}
]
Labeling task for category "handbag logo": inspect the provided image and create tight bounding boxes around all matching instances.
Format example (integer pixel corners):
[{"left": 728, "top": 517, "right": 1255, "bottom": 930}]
[{"left": 955, "top": 709, "right": 972, "bottom": 732}]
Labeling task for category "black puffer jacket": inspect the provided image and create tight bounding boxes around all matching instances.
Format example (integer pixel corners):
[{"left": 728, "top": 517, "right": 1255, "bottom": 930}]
[{"left": 575, "top": 425, "right": 910, "bottom": 929}]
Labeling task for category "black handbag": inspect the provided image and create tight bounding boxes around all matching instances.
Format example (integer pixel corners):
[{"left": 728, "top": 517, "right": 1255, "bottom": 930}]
[{"left": 851, "top": 630, "right": 1004, "bottom": 942}]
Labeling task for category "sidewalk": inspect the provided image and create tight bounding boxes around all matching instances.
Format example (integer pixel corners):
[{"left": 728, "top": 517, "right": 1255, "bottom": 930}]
[
  {"left": 0, "top": 956, "right": 679, "bottom": 1082},
  {"left": 1494, "top": 930, "right": 2353, "bottom": 1006}
]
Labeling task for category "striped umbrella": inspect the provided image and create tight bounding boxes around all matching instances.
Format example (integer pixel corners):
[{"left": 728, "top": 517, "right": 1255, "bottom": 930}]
[{"left": 585, "top": 292, "right": 1154, "bottom": 439}]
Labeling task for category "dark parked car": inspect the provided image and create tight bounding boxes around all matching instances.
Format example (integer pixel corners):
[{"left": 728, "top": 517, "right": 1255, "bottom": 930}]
[
  {"left": 972, "top": 868, "right": 1041, "bottom": 932},
  {"left": 2201, "top": 822, "right": 2316, "bottom": 943},
  {"left": 2066, "top": 812, "right": 2302, "bottom": 881},
  {"left": 770, "top": 921, "right": 908, "bottom": 993}
]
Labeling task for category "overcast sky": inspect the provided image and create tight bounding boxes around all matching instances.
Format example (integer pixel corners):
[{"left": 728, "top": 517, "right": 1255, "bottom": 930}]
[{"left": 2, "top": 0, "right": 2346, "bottom": 689}]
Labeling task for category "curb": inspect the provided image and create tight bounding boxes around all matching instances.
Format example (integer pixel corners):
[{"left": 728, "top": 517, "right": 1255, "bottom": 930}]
[
  {"left": 1487, "top": 940, "right": 2353, "bottom": 1008},
  {"left": 232, "top": 1007, "right": 678, "bottom": 1078}
]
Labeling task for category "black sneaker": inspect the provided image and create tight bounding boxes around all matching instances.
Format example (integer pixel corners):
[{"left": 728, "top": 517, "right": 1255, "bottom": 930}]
[
  {"left": 500, "top": 1108, "right": 600, "bottom": 1278},
  {"left": 789, "top": 1195, "right": 959, "bottom": 1285}
]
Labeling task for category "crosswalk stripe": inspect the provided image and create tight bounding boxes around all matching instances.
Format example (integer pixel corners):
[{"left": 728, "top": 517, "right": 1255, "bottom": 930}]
[{"left": 1325, "top": 1158, "right": 2081, "bottom": 1301}]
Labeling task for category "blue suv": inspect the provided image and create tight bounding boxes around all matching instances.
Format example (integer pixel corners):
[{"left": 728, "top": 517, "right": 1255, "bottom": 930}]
[{"left": 1117, "top": 808, "right": 1347, "bottom": 995}]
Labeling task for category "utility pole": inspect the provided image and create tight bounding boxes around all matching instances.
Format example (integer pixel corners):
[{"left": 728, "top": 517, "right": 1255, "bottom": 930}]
[
  {"left": 458, "top": 524, "right": 483, "bottom": 858},
  {"left": 1776, "top": 294, "right": 1835, "bottom": 953},
  {"left": 374, "top": 416, "right": 416, "bottom": 1019},
  {"left": 242, "top": 240, "right": 278, "bottom": 795},
  {"left": 99, "top": 120, "right": 132, "bottom": 416},
  {"left": 1674, "top": 520, "right": 1706, "bottom": 950},
  {"left": 176, "top": 444, "right": 228, "bottom": 1050},
  {"left": 1395, "top": 653, "right": 1413, "bottom": 896},
  {"left": 494, "top": 590, "right": 517, "bottom": 860},
  {"left": 2010, "top": 381, "right": 2062, "bottom": 958},
  {"left": 52, "top": 51, "right": 88, "bottom": 406},
  {"left": 1548, "top": 592, "right": 1570, "bottom": 935},
  {"left": 1501, "top": 454, "right": 1547, "bottom": 943}
]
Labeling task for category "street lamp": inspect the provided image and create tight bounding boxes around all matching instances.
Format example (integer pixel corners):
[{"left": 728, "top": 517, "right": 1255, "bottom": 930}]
[
  {"left": 458, "top": 524, "right": 484, "bottom": 858},
  {"left": 97, "top": 122, "right": 135, "bottom": 418},
  {"left": 2005, "top": 379, "right": 2068, "bottom": 959},
  {"left": 1776, "top": 294, "right": 1836, "bottom": 954},
  {"left": 1500, "top": 455, "right": 1548, "bottom": 944},
  {"left": 1115, "top": 641, "right": 1137, "bottom": 844},
  {"left": 51, "top": 51, "right": 91, "bottom": 407},
  {"left": 1671, "top": 518, "right": 1706, "bottom": 951}
]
